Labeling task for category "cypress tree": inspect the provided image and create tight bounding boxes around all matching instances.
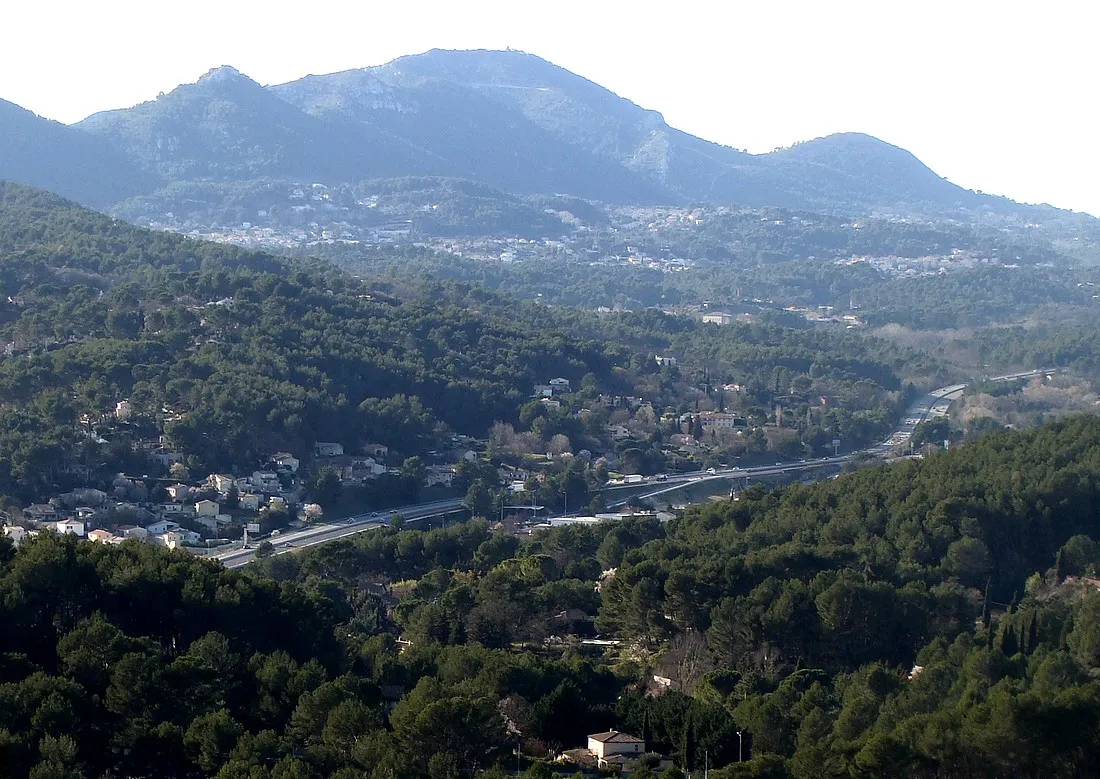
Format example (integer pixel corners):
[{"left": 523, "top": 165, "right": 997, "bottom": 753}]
[
  {"left": 680, "top": 710, "right": 696, "bottom": 772},
  {"left": 1055, "top": 548, "right": 1067, "bottom": 584},
  {"left": 999, "top": 621, "right": 1019, "bottom": 656},
  {"left": 981, "top": 578, "right": 992, "bottom": 630}
]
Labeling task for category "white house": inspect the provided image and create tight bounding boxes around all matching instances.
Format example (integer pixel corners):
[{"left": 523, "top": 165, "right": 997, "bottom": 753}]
[
  {"left": 314, "top": 442, "right": 344, "bottom": 457},
  {"left": 155, "top": 529, "right": 200, "bottom": 550},
  {"left": 56, "top": 519, "right": 86, "bottom": 537},
  {"left": 239, "top": 493, "right": 262, "bottom": 511},
  {"left": 115, "top": 400, "right": 133, "bottom": 420},
  {"left": 3, "top": 526, "right": 29, "bottom": 546},
  {"left": 145, "top": 519, "right": 177, "bottom": 536},
  {"left": 587, "top": 730, "right": 645, "bottom": 763},
  {"left": 549, "top": 377, "right": 571, "bottom": 390}
]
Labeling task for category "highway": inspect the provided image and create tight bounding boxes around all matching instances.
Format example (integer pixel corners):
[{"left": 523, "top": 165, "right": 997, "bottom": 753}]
[
  {"left": 605, "top": 368, "right": 1054, "bottom": 507},
  {"left": 212, "top": 369, "right": 1053, "bottom": 568},
  {"left": 211, "top": 498, "right": 465, "bottom": 569}
]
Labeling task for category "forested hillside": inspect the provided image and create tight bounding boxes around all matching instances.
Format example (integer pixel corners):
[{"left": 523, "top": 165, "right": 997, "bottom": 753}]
[
  {"left": 0, "top": 181, "right": 941, "bottom": 502},
  {"left": 5, "top": 415, "right": 1100, "bottom": 777}
]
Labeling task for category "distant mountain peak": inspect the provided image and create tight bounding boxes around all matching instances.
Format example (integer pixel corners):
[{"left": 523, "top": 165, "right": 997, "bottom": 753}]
[{"left": 197, "top": 65, "right": 254, "bottom": 85}]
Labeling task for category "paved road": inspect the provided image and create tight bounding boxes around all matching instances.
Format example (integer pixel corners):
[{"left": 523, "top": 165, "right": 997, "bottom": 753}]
[
  {"left": 606, "top": 368, "right": 1054, "bottom": 507},
  {"left": 212, "top": 498, "right": 465, "bottom": 569},
  {"left": 213, "top": 369, "right": 1054, "bottom": 568}
]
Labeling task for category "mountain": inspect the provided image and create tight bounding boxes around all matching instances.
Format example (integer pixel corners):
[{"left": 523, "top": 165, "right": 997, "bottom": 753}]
[
  {"left": 76, "top": 65, "right": 434, "bottom": 183},
  {"left": 300, "top": 49, "right": 993, "bottom": 215},
  {"left": 0, "top": 97, "right": 160, "bottom": 208},
  {"left": 0, "top": 49, "right": 1092, "bottom": 226}
]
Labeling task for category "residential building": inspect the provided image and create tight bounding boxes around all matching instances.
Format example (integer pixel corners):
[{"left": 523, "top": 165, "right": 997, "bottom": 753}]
[
  {"left": 549, "top": 377, "right": 571, "bottom": 391},
  {"left": 88, "top": 529, "right": 120, "bottom": 544},
  {"left": 56, "top": 519, "right": 86, "bottom": 537},
  {"left": 314, "top": 442, "right": 344, "bottom": 457},
  {"left": 156, "top": 529, "right": 201, "bottom": 550},
  {"left": 587, "top": 731, "right": 646, "bottom": 766},
  {"left": 116, "top": 525, "right": 149, "bottom": 541},
  {"left": 654, "top": 355, "right": 678, "bottom": 367},
  {"left": 195, "top": 500, "right": 220, "bottom": 517},
  {"left": 3, "top": 526, "right": 29, "bottom": 546},
  {"left": 700, "top": 412, "right": 745, "bottom": 431},
  {"left": 149, "top": 450, "right": 184, "bottom": 467},
  {"left": 606, "top": 424, "right": 632, "bottom": 441},
  {"left": 239, "top": 493, "right": 262, "bottom": 511},
  {"left": 211, "top": 474, "right": 236, "bottom": 494},
  {"left": 166, "top": 484, "right": 192, "bottom": 501},
  {"left": 23, "top": 504, "right": 59, "bottom": 524},
  {"left": 145, "top": 520, "right": 177, "bottom": 536},
  {"left": 424, "top": 466, "right": 454, "bottom": 487},
  {"left": 533, "top": 384, "right": 554, "bottom": 398},
  {"left": 272, "top": 452, "right": 300, "bottom": 473},
  {"left": 115, "top": 400, "right": 133, "bottom": 420},
  {"left": 362, "top": 443, "right": 388, "bottom": 459},
  {"left": 702, "top": 312, "right": 734, "bottom": 325}
]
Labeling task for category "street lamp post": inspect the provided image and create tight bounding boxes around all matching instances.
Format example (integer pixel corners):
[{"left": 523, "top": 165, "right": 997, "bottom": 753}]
[{"left": 737, "top": 730, "right": 743, "bottom": 763}]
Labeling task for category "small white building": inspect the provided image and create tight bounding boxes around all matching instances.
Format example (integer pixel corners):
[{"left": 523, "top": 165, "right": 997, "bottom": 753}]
[
  {"left": 587, "top": 730, "right": 645, "bottom": 762},
  {"left": 3, "top": 526, "right": 29, "bottom": 546},
  {"left": 56, "top": 519, "right": 86, "bottom": 537},
  {"left": 115, "top": 400, "right": 133, "bottom": 420},
  {"left": 239, "top": 493, "right": 262, "bottom": 511}
]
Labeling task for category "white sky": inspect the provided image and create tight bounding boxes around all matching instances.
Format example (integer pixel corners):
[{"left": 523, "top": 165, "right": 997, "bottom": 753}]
[{"left": 3, "top": 0, "right": 1097, "bottom": 216}]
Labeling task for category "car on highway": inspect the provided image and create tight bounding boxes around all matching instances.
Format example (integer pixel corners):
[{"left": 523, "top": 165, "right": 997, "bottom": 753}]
[
  {"left": 389, "top": 509, "right": 398, "bottom": 514},
  {"left": 345, "top": 519, "right": 354, "bottom": 524},
  {"left": 371, "top": 512, "right": 379, "bottom": 517},
  {"left": 706, "top": 467, "right": 717, "bottom": 475}
]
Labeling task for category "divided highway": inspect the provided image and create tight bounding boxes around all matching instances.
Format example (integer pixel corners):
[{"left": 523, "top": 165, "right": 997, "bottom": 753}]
[
  {"left": 212, "top": 498, "right": 465, "bottom": 569},
  {"left": 606, "top": 368, "right": 1054, "bottom": 507},
  {"left": 212, "top": 369, "right": 1053, "bottom": 569}
]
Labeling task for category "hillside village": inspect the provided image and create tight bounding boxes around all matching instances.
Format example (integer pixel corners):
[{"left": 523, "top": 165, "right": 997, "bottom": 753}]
[{"left": 1, "top": 368, "right": 852, "bottom": 554}]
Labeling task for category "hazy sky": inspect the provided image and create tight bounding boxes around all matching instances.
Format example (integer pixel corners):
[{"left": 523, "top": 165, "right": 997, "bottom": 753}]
[{"left": 3, "top": 0, "right": 1097, "bottom": 215}]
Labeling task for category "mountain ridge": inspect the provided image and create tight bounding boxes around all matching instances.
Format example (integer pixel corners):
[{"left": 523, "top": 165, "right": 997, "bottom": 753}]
[{"left": 0, "top": 48, "right": 1092, "bottom": 226}]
